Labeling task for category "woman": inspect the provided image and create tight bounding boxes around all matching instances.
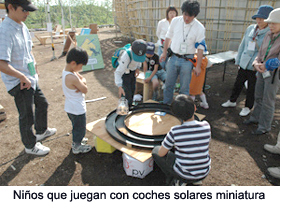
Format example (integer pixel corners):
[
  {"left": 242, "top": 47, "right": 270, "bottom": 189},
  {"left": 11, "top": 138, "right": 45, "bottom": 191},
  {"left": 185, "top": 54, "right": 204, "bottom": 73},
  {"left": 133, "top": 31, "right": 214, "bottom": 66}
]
[
  {"left": 222, "top": 5, "right": 273, "bottom": 116},
  {"left": 244, "top": 8, "right": 280, "bottom": 135},
  {"left": 156, "top": 6, "right": 178, "bottom": 70}
]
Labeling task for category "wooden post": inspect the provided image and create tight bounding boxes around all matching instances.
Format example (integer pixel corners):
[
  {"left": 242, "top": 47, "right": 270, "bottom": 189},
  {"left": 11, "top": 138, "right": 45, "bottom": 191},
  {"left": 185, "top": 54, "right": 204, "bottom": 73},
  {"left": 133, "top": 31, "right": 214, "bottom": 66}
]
[
  {"left": 89, "top": 24, "right": 99, "bottom": 34},
  {"left": 60, "top": 31, "right": 76, "bottom": 57}
]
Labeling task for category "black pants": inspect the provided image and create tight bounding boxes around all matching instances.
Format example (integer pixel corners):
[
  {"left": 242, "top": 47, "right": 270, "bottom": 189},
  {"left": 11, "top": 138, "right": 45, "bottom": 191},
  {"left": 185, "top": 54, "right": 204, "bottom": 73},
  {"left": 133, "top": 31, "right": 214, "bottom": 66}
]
[
  {"left": 122, "top": 70, "right": 136, "bottom": 107},
  {"left": 229, "top": 67, "right": 256, "bottom": 109},
  {"left": 8, "top": 83, "right": 48, "bottom": 149}
]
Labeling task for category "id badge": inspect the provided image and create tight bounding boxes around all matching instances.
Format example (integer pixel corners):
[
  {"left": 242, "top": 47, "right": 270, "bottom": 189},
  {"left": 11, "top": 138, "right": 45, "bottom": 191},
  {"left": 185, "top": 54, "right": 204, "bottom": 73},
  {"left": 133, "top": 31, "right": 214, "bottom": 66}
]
[
  {"left": 262, "top": 71, "right": 271, "bottom": 79},
  {"left": 27, "top": 62, "right": 36, "bottom": 76},
  {"left": 179, "top": 42, "right": 187, "bottom": 54},
  {"left": 248, "top": 41, "right": 256, "bottom": 51}
]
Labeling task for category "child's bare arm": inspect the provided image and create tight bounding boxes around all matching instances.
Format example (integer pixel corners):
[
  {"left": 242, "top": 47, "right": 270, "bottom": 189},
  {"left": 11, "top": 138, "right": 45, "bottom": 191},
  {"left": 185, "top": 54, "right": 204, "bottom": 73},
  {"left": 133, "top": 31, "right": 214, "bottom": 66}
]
[
  {"left": 75, "top": 72, "right": 86, "bottom": 85},
  {"left": 65, "top": 74, "right": 88, "bottom": 94},
  {"left": 158, "top": 145, "right": 169, "bottom": 157}
]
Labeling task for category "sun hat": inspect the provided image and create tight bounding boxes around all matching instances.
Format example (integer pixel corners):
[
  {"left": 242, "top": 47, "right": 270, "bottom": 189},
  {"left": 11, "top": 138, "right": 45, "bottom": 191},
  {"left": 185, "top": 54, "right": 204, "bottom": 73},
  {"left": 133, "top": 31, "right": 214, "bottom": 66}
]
[
  {"left": 265, "top": 8, "right": 280, "bottom": 23},
  {"left": 131, "top": 39, "right": 147, "bottom": 62},
  {"left": 252, "top": 5, "right": 273, "bottom": 20},
  {"left": 146, "top": 42, "right": 155, "bottom": 55}
]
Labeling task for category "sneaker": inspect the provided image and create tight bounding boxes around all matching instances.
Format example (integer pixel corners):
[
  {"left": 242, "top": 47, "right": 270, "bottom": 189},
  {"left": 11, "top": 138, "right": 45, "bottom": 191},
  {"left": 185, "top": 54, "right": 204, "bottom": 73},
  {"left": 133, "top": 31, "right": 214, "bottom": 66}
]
[
  {"left": 267, "top": 167, "right": 280, "bottom": 179},
  {"left": 72, "top": 142, "right": 92, "bottom": 154},
  {"left": 239, "top": 107, "right": 251, "bottom": 116},
  {"left": 252, "top": 129, "right": 267, "bottom": 135},
  {"left": 264, "top": 144, "right": 280, "bottom": 154},
  {"left": 192, "top": 180, "right": 203, "bottom": 185},
  {"left": 36, "top": 128, "right": 57, "bottom": 142},
  {"left": 25, "top": 142, "right": 50, "bottom": 156},
  {"left": 172, "top": 179, "right": 187, "bottom": 186},
  {"left": 200, "top": 102, "right": 209, "bottom": 109},
  {"left": 221, "top": 100, "right": 236, "bottom": 108}
]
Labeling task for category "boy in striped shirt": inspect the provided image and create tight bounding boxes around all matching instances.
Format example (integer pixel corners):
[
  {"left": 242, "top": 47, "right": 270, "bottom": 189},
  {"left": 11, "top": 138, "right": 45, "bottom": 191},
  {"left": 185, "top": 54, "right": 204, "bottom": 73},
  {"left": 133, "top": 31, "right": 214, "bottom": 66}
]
[{"left": 152, "top": 94, "right": 211, "bottom": 186}]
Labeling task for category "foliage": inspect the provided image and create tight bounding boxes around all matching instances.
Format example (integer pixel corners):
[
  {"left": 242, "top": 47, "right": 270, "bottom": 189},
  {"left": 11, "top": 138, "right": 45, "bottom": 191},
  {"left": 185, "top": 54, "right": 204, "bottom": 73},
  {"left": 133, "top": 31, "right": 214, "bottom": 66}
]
[{"left": 25, "top": 0, "right": 113, "bottom": 29}]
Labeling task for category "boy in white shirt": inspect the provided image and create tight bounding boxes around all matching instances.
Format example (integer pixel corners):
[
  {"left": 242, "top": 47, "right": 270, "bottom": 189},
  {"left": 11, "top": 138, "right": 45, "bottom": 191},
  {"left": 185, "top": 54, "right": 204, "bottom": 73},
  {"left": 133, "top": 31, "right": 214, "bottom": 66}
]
[
  {"left": 62, "top": 47, "right": 92, "bottom": 154},
  {"left": 114, "top": 39, "right": 147, "bottom": 106}
]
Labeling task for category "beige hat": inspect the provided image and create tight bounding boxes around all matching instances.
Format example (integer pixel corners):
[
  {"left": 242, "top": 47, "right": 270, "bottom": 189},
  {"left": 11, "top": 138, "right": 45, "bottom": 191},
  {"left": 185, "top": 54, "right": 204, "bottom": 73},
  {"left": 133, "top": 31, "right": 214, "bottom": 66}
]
[{"left": 265, "top": 8, "right": 280, "bottom": 23}]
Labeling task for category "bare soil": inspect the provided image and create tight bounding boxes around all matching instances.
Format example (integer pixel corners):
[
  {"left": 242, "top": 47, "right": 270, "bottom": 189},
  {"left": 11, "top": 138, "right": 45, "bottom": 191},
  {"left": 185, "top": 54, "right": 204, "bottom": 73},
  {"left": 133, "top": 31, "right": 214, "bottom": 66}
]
[{"left": 0, "top": 27, "right": 280, "bottom": 186}]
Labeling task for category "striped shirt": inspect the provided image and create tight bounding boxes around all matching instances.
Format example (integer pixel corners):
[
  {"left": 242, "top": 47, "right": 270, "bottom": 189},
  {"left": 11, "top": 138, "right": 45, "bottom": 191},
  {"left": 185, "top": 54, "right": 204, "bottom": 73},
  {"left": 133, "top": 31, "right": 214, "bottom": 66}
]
[
  {"left": 162, "top": 120, "right": 211, "bottom": 180},
  {"left": 0, "top": 17, "right": 37, "bottom": 91}
]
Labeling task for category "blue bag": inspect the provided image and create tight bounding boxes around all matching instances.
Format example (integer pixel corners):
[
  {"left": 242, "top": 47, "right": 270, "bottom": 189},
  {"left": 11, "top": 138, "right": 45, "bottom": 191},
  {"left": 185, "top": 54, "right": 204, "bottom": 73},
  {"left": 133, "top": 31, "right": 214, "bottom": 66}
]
[{"left": 112, "top": 43, "right": 132, "bottom": 68}]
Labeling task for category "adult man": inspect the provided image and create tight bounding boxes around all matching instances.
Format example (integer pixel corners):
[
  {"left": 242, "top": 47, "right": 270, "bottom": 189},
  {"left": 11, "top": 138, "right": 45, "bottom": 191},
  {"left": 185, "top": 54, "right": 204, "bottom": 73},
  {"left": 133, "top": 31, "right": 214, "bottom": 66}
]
[
  {"left": 160, "top": 0, "right": 205, "bottom": 105},
  {"left": 0, "top": 0, "right": 56, "bottom": 155}
]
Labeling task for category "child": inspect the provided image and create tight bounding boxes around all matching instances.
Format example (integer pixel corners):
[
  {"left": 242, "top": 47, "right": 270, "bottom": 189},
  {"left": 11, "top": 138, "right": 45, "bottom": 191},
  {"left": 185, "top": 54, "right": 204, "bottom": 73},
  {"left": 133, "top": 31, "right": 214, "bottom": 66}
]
[
  {"left": 152, "top": 94, "right": 211, "bottom": 186},
  {"left": 62, "top": 47, "right": 92, "bottom": 154},
  {"left": 143, "top": 42, "right": 166, "bottom": 101},
  {"left": 114, "top": 39, "right": 147, "bottom": 107},
  {"left": 189, "top": 54, "right": 212, "bottom": 109}
]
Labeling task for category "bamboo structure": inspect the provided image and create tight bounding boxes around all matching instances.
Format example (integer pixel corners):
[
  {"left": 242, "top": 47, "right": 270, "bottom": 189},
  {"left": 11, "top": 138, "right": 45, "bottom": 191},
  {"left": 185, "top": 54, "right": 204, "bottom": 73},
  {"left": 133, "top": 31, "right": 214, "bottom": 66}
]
[{"left": 113, "top": 0, "right": 280, "bottom": 53}]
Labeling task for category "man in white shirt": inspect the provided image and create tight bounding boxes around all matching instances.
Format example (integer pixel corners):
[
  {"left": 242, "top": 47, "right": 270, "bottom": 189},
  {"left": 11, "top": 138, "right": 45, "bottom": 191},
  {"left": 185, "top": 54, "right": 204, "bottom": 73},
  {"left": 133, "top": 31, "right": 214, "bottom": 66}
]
[{"left": 160, "top": 0, "right": 206, "bottom": 105}]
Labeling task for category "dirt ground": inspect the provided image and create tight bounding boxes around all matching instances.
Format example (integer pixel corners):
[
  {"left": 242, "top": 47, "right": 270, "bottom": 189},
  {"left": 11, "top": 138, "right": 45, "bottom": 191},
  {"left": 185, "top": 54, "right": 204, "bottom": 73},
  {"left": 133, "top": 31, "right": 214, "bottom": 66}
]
[{"left": 0, "top": 27, "right": 280, "bottom": 186}]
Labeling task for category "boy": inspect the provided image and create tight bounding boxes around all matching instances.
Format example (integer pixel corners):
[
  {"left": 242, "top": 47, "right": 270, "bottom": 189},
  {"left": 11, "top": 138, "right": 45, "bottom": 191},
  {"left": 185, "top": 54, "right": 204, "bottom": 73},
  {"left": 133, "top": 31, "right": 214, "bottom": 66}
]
[
  {"left": 143, "top": 42, "right": 166, "bottom": 101},
  {"left": 62, "top": 47, "right": 92, "bottom": 154},
  {"left": 0, "top": 0, "right": 56, "bottom": 156},
  {"left": 114, "top": 39, "right": 147, "bottom": 107},
  {"left": 152, "top": 94, "right": 211, "bottom": 186}
]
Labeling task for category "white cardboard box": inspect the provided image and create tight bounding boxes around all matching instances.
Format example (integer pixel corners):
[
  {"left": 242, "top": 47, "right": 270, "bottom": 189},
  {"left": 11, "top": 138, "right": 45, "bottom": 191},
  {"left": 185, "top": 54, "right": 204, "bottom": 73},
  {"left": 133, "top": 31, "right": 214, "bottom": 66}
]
[{"left": 122, "top": 153, "right": 154, "bottom": 179}]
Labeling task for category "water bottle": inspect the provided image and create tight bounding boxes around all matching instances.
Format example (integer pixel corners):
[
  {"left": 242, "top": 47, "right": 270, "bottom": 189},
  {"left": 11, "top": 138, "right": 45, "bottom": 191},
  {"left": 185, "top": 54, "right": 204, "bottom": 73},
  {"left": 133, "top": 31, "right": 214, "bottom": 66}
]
[{"left": 116, "top": 96, "right": 129, "bottom": 115}]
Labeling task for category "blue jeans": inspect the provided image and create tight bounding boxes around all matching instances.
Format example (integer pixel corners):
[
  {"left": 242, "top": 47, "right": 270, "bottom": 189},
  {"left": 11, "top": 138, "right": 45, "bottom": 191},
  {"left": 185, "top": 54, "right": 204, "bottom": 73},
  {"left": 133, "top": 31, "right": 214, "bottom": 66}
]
[
  {"left": 149, "top": 69, "right": 167, "bottom": 82},
  {"left": 8, "top": 83, "right": 48, "bottom": 149},
  {"left": 163, "top": 54, "right": 194, "bottom": 104},
  {"left": 67, "top": 113, "right": 86, "bottom": 145}
]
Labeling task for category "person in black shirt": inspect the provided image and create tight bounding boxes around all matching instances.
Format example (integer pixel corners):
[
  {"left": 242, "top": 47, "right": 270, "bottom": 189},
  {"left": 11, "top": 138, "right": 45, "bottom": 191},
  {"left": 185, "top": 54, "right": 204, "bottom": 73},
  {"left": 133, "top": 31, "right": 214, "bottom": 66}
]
[{"left": 143, "top": 42, "right": 167, "bottom": 100}]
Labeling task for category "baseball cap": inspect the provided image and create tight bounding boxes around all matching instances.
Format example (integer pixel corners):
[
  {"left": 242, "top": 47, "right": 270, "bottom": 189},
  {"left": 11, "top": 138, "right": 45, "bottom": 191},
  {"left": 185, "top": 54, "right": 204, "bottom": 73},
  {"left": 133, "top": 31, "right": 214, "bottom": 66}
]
[
  {"left": 131, "top": 39, "right": 147, "bottom": 62},
  {"left": 146, "top": 42, "right": 155, "bottom": 55},
  {"left": 5, "top": 0, "right": 38, "bottom": 11}
]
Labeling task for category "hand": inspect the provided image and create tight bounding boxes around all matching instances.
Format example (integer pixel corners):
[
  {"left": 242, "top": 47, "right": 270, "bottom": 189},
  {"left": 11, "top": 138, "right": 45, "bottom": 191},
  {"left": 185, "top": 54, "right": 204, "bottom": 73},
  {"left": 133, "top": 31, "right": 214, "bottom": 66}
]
[
  {"left": 118, "top": 87, "right": 125, "bottom": 98},
  {"left": 254, "top": 63, "right": 266, "bottom": 73},
  {"left": 144, "top": 78, "right": 151, "bottom": 83},
  {"left": 20, "top": 75, "right": 31, "bottom": 90},
  {"left": 81, "top": 77, "right": 87, "bottom": 85},
  {"left": 193, "top": 66, "right": 201, "bottom": 76},
  {"left": 160, "top": 52, "right": 166, "bottom": 63},
  {"left": 135, "top": 69, "right": 140, "bottom": 77}
]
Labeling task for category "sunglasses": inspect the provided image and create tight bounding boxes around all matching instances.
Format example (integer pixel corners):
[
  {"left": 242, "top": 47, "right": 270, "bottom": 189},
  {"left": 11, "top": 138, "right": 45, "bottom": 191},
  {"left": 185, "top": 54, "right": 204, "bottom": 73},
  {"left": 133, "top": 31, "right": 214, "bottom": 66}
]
[{"left": 22, "top": 9, "right": 28, "bottom": 13}]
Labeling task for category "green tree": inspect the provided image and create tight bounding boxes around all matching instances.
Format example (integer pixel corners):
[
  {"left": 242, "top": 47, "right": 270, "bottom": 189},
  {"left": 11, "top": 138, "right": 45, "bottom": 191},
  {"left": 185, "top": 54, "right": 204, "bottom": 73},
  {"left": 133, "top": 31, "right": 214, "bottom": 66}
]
[{"left": 25, "top": 0, "right": 113, "bottom": 29}]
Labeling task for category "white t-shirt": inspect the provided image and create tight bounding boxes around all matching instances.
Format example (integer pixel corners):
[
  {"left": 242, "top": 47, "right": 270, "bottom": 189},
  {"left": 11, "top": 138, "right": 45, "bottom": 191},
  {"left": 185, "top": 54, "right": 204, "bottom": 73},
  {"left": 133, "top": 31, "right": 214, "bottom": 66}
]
[
  {"left": 62, "top": 70, "right": 86, "bottom": 115},
  {"left": 114, "top": 51, "right": 142, "bottom": 87},
  {"left": 166, "top": 16, "right": 205, "bottom": 55},
  {"left": 156, "top": 18, "right": 170, "bottom": 46}
]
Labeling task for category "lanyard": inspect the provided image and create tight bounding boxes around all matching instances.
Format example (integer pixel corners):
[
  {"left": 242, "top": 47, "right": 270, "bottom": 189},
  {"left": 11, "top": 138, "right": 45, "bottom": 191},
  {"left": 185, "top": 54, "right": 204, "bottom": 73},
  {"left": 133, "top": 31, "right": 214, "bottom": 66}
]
[
  {"left": 252, "top": 26, "right": 259, "bottom": 41},
  {"left": 264, "top": 33, "right": 280, "bottom": 61},
  {"left": 183, "top": 23, "right": 193, "bottom": 42}
]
